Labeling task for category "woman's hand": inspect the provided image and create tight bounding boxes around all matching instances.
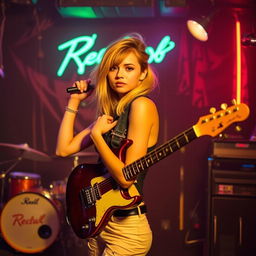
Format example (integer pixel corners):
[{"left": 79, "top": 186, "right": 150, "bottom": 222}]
[
  {"left": 70, "top": 80, "right": 93, "bottom": 101},
  {"left": 91, "top": 115, "right": 118, "bottom": 136}
]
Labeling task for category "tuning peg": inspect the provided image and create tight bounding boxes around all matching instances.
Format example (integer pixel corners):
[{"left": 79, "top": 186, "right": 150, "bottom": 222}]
[
  {"left": 231, "top": 99, "right": 237, "bottom": 105},
  {"left": 209, "top": 107, "right": 216, "bottom": 114},
  {"left": 220, "top": 103, "right": 228, "bottom": 110}
]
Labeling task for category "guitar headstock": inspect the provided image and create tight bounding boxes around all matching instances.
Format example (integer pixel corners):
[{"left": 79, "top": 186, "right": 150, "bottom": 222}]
[{"left": 193, "top": 103, "right": 250, "bottom": 137}]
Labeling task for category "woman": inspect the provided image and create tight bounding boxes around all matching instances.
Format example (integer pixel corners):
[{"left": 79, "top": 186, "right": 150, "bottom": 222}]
[{"left": 56, "top": 33, "right": 159, "bottom": 256}]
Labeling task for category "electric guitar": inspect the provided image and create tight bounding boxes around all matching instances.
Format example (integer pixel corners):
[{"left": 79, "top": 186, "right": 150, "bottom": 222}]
[{"left": 66, "top": 103, "right": 249, "bottom": 239}]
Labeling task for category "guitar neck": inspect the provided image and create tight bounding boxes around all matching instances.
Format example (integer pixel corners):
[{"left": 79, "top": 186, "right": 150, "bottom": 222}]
[{"left": 123, "top": 126, "right": 197, "bottom": 181}]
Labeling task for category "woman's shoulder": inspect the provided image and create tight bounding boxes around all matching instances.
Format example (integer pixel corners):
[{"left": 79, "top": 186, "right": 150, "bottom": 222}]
[
  {"left": 130, "top": 96, "right": 158, "bottom": 115},
  {"left": 130, "top": 96, "right": 156, "bottom": 108}
]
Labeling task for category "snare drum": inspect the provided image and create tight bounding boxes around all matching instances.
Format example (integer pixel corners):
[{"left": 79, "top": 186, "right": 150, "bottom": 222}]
[
  {"left": 0, "top": 192, "right": 60, "bottom": 254},
  {"left": 8, "top": 172, "right": 42, "bottom": 199}
]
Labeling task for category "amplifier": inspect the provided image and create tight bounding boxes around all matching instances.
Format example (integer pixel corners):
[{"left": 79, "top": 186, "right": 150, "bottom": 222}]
[
  {"left": 209, "top": 157, "right": 256, "bottom": 197},
  {"left": 213, "top": 140, "right": 256, "bottom": 159}
]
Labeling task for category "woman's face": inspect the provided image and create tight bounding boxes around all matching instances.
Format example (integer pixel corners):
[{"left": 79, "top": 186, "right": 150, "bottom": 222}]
[{"left": 107, "top": 52, "right": 146, "bottom": 98}]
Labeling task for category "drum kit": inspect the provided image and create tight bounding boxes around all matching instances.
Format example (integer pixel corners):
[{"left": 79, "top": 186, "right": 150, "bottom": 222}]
[{"left": 0, "top": 142, "right": 98, "bottom": 254}]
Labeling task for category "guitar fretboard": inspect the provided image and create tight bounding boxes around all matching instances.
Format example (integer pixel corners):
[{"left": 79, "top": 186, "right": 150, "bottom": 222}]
[{"left": 122, "top": 127, "right": 197, "bottom": 181}]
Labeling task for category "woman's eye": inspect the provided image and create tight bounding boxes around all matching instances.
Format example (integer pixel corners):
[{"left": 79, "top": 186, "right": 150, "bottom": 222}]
[
  {"left": 126, "top": 66, "right": 134, "bottom": 71},
  {"left": 110, "top": 66, "right": 117, "bottom": 71}
]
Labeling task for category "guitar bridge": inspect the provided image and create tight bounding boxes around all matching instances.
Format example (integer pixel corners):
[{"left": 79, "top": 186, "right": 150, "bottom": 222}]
[{"left": 80, "top": 183, "right": 101, "bottom": 208}]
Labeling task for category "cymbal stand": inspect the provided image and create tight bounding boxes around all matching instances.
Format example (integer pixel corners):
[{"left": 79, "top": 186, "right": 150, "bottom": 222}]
[
  {"left": 73, "top": 156, "right": 79, "bottom": 169},
  {"left": 0, "top": 157, "right": 22, "bottom": 208}
]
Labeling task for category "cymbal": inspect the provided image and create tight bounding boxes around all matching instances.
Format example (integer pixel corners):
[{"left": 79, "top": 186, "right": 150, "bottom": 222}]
[{"left": 0, "top": 143, "right": 51, "bottom": 162}]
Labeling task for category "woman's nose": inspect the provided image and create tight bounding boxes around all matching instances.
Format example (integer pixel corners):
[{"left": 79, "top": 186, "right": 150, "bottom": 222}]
[{"left": 115, "top": 68, "right": 124, "bottom": 78}]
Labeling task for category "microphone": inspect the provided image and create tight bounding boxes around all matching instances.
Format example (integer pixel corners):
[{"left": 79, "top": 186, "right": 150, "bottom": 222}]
[{"left": 66, "top": 84, "right": 95, "bottom": 94}]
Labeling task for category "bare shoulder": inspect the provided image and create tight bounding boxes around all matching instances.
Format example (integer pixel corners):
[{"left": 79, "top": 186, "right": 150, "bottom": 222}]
[
  {"left": 128, "top": 97, "right": 159, "bottom": 147},
  {"left": 130, "top": 96, "right": 157, "bottom": 113}
]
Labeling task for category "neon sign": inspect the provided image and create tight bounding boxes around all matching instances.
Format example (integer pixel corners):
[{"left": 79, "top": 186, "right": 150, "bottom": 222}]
[{"left": 57, "top": 34, "right": 175, "bottom": 77}]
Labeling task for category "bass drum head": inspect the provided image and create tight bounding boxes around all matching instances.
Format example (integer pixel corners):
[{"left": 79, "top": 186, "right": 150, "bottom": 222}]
[{"left": 0, "top": 192, "right": 60, "bottom": 254}]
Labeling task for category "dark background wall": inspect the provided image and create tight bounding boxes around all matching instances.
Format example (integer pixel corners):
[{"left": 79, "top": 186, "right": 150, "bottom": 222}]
[{"left": 0, "top": 0, "right": 256, "bottom": 255}]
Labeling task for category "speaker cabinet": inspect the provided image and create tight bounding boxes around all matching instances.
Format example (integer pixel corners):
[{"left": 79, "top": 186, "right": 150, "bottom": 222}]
[{"left": 208, "top": 157, "right": 256, "bottom": 256}]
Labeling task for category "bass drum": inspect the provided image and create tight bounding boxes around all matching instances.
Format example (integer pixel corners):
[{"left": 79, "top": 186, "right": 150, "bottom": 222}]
[{"left": 0, "top": 192, "right": 60, "bottom": 254}]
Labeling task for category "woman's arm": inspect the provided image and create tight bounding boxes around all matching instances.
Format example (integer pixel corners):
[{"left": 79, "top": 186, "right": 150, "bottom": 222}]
[
  {"left": 90, "top": 97, "right": 159, "bottom": 188},
  {"left": 56, "top": 80, "right": 94, "bottom": 157}
]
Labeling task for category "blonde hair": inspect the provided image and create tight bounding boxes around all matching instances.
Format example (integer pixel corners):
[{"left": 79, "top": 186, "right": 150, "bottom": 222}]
[{"left": 91, "top": 33, "right": 158, "bottom": 116}]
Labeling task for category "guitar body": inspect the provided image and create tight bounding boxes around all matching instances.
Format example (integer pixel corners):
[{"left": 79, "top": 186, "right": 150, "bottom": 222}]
[{"left": 66, "top": 140, "right": 142, "bottom": 239}]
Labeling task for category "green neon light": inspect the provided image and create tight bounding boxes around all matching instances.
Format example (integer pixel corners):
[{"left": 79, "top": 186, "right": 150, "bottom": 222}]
[
  {"left": 59, "top": 7, "right": 97, "bottom": 19},
  {"left": 145, "top": 36, "right": 175, "bottom": 63},
  {"left": 57, "top": 34, "right": 175, "bottom": 77}
]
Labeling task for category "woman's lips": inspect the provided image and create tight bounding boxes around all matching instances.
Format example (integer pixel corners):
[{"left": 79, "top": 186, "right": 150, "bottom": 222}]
[{"left": 115, "top": 82, "right": 125, "bottom": 86}]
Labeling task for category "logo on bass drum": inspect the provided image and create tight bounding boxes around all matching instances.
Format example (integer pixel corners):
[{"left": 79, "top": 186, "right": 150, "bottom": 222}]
[
  {"left": 11, "top": 196, "right": 45, "bottom": 226},
  {"left": 12, "top": 213, "right": 46, "bottom": 226},
  {"left": 21, "top": 196, "right": 40, "bottom": 205}
]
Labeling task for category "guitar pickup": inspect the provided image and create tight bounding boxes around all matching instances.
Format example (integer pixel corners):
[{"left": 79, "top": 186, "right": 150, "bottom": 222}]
[
  {"left": 93, "top": 183, "right": 102, "bottom": 200},
  {"left": 80, "top": 183, "right": 101, "bottom": 209}
]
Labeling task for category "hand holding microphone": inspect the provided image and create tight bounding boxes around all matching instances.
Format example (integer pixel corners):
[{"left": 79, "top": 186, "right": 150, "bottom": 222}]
[
  {"left": 66, "top": 81, "right": 95, "bottom": 94},
  {"left": 66, "top": 80, "right": 94, "bottom": 101}
]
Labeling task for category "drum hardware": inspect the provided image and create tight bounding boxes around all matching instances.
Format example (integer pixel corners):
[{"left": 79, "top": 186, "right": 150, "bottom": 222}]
[
  {"left": 0, "top": 142, "right": 51, "bottom": 209},
  {"left": 0, "top": 145, "right": 97, "bottom": 253},
  {"left": 73, "top": 155, "right": 79, "bottom": 168},
  {"left": 53, "top": 151, "right": 98, "bottom": 168},
  {"left": 49, "top": 179, "right": 67, "bottom": 200},
  {"left": 70, "top": 151, "right": 98, "bottom": 168},
  {"left": 0, "top": 157, "right": 23, "bottom": 209}
]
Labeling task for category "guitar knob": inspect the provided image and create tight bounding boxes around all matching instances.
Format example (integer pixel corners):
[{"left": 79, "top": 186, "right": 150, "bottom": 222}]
[
  {"left": 209, "top": 107, "right": 216, "bottom": 114},
  {"left": 81, "top": 224, "right": 90, "bottom": 230},
  {"left": 220, "top": 103, "right": 228, "bottom": 110},
  {"left": 231, "top": 99, "right": 237, "bottom": 105}
]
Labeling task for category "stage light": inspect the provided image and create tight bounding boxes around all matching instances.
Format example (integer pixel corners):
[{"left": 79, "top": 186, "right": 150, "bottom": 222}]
[
  {"left": 186, "top": 10, "right": 215, "bottom": 42},
  {"left": 186, "top": 0, "right": 217, "bottom": 42},
  {"left": 187, "top": 19, "right": 208, "bottom": 42},
  {"left": 241, "top": 33, "right": 256, "bottom": 46}
]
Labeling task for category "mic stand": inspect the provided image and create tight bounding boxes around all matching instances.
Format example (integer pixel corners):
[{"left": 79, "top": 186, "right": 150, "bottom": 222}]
[{"left": 0, "top": 157, "right": 22, "bottom": 209}]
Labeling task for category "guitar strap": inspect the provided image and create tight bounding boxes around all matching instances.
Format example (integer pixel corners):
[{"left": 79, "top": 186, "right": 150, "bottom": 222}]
[
  {"left": 109, "top": 96, "right": 149, "bottom": 148},
  {"left": 109, "top": 104, "right": 130, "bottom": 149},
  {"left": 103, "top": 96, "right": 150, "bottom": 195}
]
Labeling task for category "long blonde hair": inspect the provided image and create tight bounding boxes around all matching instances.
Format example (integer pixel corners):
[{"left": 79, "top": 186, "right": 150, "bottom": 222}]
[{"left": 91, "top": 33, "right": 158, "bottom": 116}]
